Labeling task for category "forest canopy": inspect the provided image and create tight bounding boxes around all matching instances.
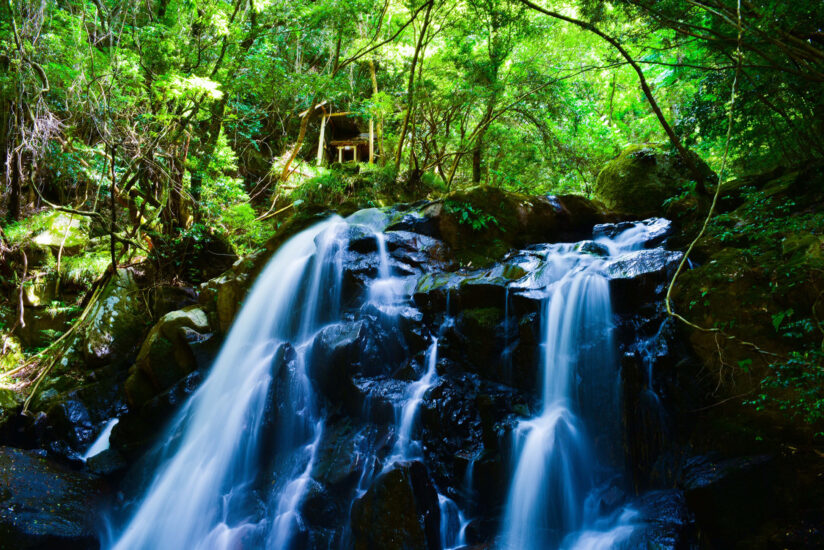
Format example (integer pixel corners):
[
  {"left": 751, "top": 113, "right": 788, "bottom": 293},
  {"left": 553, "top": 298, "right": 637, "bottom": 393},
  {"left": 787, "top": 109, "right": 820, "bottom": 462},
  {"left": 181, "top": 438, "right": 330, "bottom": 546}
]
[{"left": 1, "top": 0, "right": 822, "bottom": 252}]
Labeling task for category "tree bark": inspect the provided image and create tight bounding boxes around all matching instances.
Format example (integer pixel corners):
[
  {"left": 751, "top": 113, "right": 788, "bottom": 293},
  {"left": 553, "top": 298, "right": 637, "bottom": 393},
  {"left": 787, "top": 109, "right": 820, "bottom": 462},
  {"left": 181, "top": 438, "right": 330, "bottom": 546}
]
[
  {"left": 280, "top": 100, "right": 316, "bottom": 183},
  {"left": 369, "top": 59, "right": 385, "bottom": 160},
  {"left": 395, "top": 1, "right": 433, "bottom": 171},
  {"left": 190, "top": 95, "right": 229, "bottom": 219},
  {"left": 7, "top": 152, "right": 20, "bottom": 222}
]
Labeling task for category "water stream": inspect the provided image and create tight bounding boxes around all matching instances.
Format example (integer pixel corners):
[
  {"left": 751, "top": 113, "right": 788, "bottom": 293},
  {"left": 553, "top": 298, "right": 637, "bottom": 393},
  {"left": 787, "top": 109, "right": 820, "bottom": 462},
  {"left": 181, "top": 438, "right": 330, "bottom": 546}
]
[
  {"left": 499, "top": 222, "right": 665, "bottom": 549},
  {"left": 105, "top": 211, "right": 668, "bottom": 550}
]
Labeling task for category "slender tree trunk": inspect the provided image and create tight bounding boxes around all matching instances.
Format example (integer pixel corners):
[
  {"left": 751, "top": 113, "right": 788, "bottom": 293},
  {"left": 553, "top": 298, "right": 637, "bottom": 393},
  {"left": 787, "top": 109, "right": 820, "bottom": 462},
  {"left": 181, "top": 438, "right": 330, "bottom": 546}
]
[
  {"left": 471, "top": 86, "right": 498, "bottom": 184},
  {"left": 109, "top": 143, "right": 118, "bottom": 270},
  {"left": 471, "top": 146, "right": 482, "bottom": 183},
  {"left": 7, "top": 152, "right": 20, "bottom": 222},
  {"left": 395, "top": 1, "right": 433, "bottom": 171},
  {"left": 190, "top": 95, "right": 228, "bottom": 219},
  {"left": 369, "top": 59, "right": 385, "bottom": 160},
  {"left": 607, "top": 73, "right": 617, "bottom": 126},
  {"left": 280, "top": 100, "right": 316, "bottom": 183}
]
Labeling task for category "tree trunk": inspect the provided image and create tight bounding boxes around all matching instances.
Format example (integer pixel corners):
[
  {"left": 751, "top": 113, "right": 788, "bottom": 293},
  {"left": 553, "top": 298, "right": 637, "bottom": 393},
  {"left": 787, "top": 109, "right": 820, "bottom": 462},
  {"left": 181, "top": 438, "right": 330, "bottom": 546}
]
[
  {"left": 280, "top": 100, "right": 315, "bottom": 183},
  {"left": 472, "top": 145, "right": 482, "bottom": 183},
  {"left": 7, "top": 152, "right": 20, "bottom": 222},
  {"left": 394, "top": 1, "right": 433, "bottom": 171},
  {"left": 190, "top": 95, "right": 228, "bottom": 219},
  {"left": 369, "top": 59, "right": 385, "bottom": 160}
]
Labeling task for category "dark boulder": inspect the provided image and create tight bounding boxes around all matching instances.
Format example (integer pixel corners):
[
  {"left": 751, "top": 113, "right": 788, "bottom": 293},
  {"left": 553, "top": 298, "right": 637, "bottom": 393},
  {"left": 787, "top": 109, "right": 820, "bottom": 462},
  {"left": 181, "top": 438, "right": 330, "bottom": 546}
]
[
  {"left": 385, "top": 230, "right": 454, "bottom": 272},
  {"left": 682, "top": 454, "right": 777, "bottom": 546},
  {"left": 0, "top": 446, "right": 102, "bottom": 549},
  {"left": 629, "top": 490, "right": 696, "bottom": 549},
  {"left": 308, "top": 321, "right": 366, "bottom": 409},
  {"left": 605, "top": 249, "right": 683, "bottom": 313},
  {"left": 351, "top": 461, "right": 441, "bottom": 550}
]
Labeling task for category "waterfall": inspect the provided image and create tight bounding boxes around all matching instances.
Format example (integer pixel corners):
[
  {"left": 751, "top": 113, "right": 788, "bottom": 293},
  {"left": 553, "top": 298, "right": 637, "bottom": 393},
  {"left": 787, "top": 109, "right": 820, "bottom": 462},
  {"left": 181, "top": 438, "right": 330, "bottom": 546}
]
[
  {"left": 107, "top": 217, "right": 348, "bottom": 550},
  {"left": 387, "top": 337, "right": 439, "bottom": 464},
  {"left": 104, "top": 206, "right": 667, "bottom": 550},
  {"left": 82, "top": 418, "right": 119, "bottom": 462},
  {"left": 499, "top": 222, "right": 662, "bottom": 549}
]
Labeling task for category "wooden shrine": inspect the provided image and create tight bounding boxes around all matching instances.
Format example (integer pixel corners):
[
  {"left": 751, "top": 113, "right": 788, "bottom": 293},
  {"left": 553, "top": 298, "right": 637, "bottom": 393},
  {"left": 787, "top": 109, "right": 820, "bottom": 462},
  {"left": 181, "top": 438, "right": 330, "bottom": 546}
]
[{"left": 303, "top": 102, "right": 375, "bottom": 165}]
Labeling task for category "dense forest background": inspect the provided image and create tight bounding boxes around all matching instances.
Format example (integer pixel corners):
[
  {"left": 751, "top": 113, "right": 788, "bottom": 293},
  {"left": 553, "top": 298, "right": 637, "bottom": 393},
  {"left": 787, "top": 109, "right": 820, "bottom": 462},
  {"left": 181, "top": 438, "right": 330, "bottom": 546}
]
[{"left": 1, "top": 0, "right": 824, "bottom": 439}]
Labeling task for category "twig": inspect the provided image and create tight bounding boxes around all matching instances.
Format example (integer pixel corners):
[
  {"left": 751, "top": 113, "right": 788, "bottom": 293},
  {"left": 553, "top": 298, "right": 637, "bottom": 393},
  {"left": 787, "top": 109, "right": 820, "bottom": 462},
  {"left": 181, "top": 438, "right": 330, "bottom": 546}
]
[{"left": 256, "top": 201, "right": 295, "bottom": 222}]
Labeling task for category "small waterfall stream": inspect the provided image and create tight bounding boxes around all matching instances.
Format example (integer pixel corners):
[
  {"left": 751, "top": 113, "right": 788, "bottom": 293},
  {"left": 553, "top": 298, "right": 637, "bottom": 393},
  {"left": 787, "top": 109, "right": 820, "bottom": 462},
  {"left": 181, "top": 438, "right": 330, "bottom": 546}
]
[
  {"left": 499, "top": 221, "right": 667, "bottom": 549},
  {"left": 105, "top": 209, "right": 673, "bottom": 550}
]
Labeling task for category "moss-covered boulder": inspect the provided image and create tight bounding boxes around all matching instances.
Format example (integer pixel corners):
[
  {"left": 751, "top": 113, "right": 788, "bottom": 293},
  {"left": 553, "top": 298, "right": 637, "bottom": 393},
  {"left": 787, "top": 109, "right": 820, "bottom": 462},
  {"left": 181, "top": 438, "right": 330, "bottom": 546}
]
[
  {"left": 31, "top": 212, "right": 88, "bottom": 254},
  {"left": 80, "top": 268, "right": 148, "bottom": 365},
  {"left": 124, "top": 306, "right": 213, "bottom": 409},
  {"left": 595, "top": 145, "right": 714, "bottom": 218},
  {"left": 198, "top": 254, "right": 260, "bottom": 332},
  {"left": 17, "top": 306, "right": 73, "bottom": 349},
  {"left": 21, "top": 273, "right": 59, "bottom": 307}
]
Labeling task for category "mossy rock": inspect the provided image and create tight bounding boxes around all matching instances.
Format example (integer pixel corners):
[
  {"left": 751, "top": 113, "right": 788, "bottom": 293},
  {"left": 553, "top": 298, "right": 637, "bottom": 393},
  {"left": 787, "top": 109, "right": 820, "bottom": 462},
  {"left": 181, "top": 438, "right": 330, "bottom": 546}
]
[
  {"left": 595, "top": 145, "right": 714, "bottom": 218},
  {"left": 21, "top": 272, "right": 59, "bottom": 307},
  {"left": 0, "top": 337, "right": 24, "bottom": 372},
  {"left": 0, "top": 389, "right": 20, "bottom": 409},
  {"left": 79, "top": 268, "right": 149, "bottom": 365},
  {"left": 124, "top": 306, "right": 212, "bottom": 408},
  {"left": 351, "top": 461, "right": 441, "bottom": 550},
  {"left": 18, "top": 306, "right": 73, "bottom": 349},
  {"left": 30, "top": 211, "right": 89, "bottom": 255}
]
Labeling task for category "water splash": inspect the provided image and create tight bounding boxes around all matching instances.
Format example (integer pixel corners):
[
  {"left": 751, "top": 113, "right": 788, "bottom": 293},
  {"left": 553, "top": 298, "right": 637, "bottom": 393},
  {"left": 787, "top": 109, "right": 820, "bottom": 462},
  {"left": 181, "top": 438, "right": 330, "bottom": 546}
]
[{"left": 82, "top": 418, "right": 119, "bottom": 462}]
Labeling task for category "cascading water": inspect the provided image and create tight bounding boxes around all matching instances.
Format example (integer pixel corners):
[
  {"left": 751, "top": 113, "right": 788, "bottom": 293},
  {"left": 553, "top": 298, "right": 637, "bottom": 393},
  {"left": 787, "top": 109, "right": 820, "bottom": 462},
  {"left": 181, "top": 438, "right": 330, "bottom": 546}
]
[
  {"left": 104, "top": 204, "right": 672, "bottom": 550},
  {"left": 387, "top": 336, "right": 440, "bottom": 464},
  {"left": 82, "top": 417, "right": 119, "bottom": 462},
  {"left": 499, "top": 221, "right": 666, "bottom": 550},
  {"left": 106, "top": 216, "right": 350, "bottom": 549}
]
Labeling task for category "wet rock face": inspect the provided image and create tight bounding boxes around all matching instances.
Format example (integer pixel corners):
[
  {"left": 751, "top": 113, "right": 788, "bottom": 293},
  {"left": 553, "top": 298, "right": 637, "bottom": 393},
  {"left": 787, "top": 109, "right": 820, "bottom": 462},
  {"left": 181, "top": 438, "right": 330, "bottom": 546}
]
[
  {"left": 351, "top": 461, "right": 441, "bottom": 550},
  {"left": 0, "top": 446, "right": 101, "bottom": 549},
  {"left": 629, "top": 490, "right": 695, "bottom": 548}
]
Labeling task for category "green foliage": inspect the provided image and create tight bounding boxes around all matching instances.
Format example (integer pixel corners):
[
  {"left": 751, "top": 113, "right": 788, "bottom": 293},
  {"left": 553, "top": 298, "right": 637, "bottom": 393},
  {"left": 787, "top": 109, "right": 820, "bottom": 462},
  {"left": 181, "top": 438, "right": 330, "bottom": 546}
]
[
  {"left": 748, "top": 351, "right": 824, "bottom": 437},
  {"left": 290, "top": 170, "right": 350, "bottom": 207},
  {"left": 443, "top": 199, "right": 501, "bottom": 232},
  {"left": 688, "top": 175, "right": 824, "bottom": 433},
  {"left": 3, "top": 211, "right": 61, "bottom": 246},
  {"left": 59, "top": 249, "right": 112, "bottom": 286}
]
